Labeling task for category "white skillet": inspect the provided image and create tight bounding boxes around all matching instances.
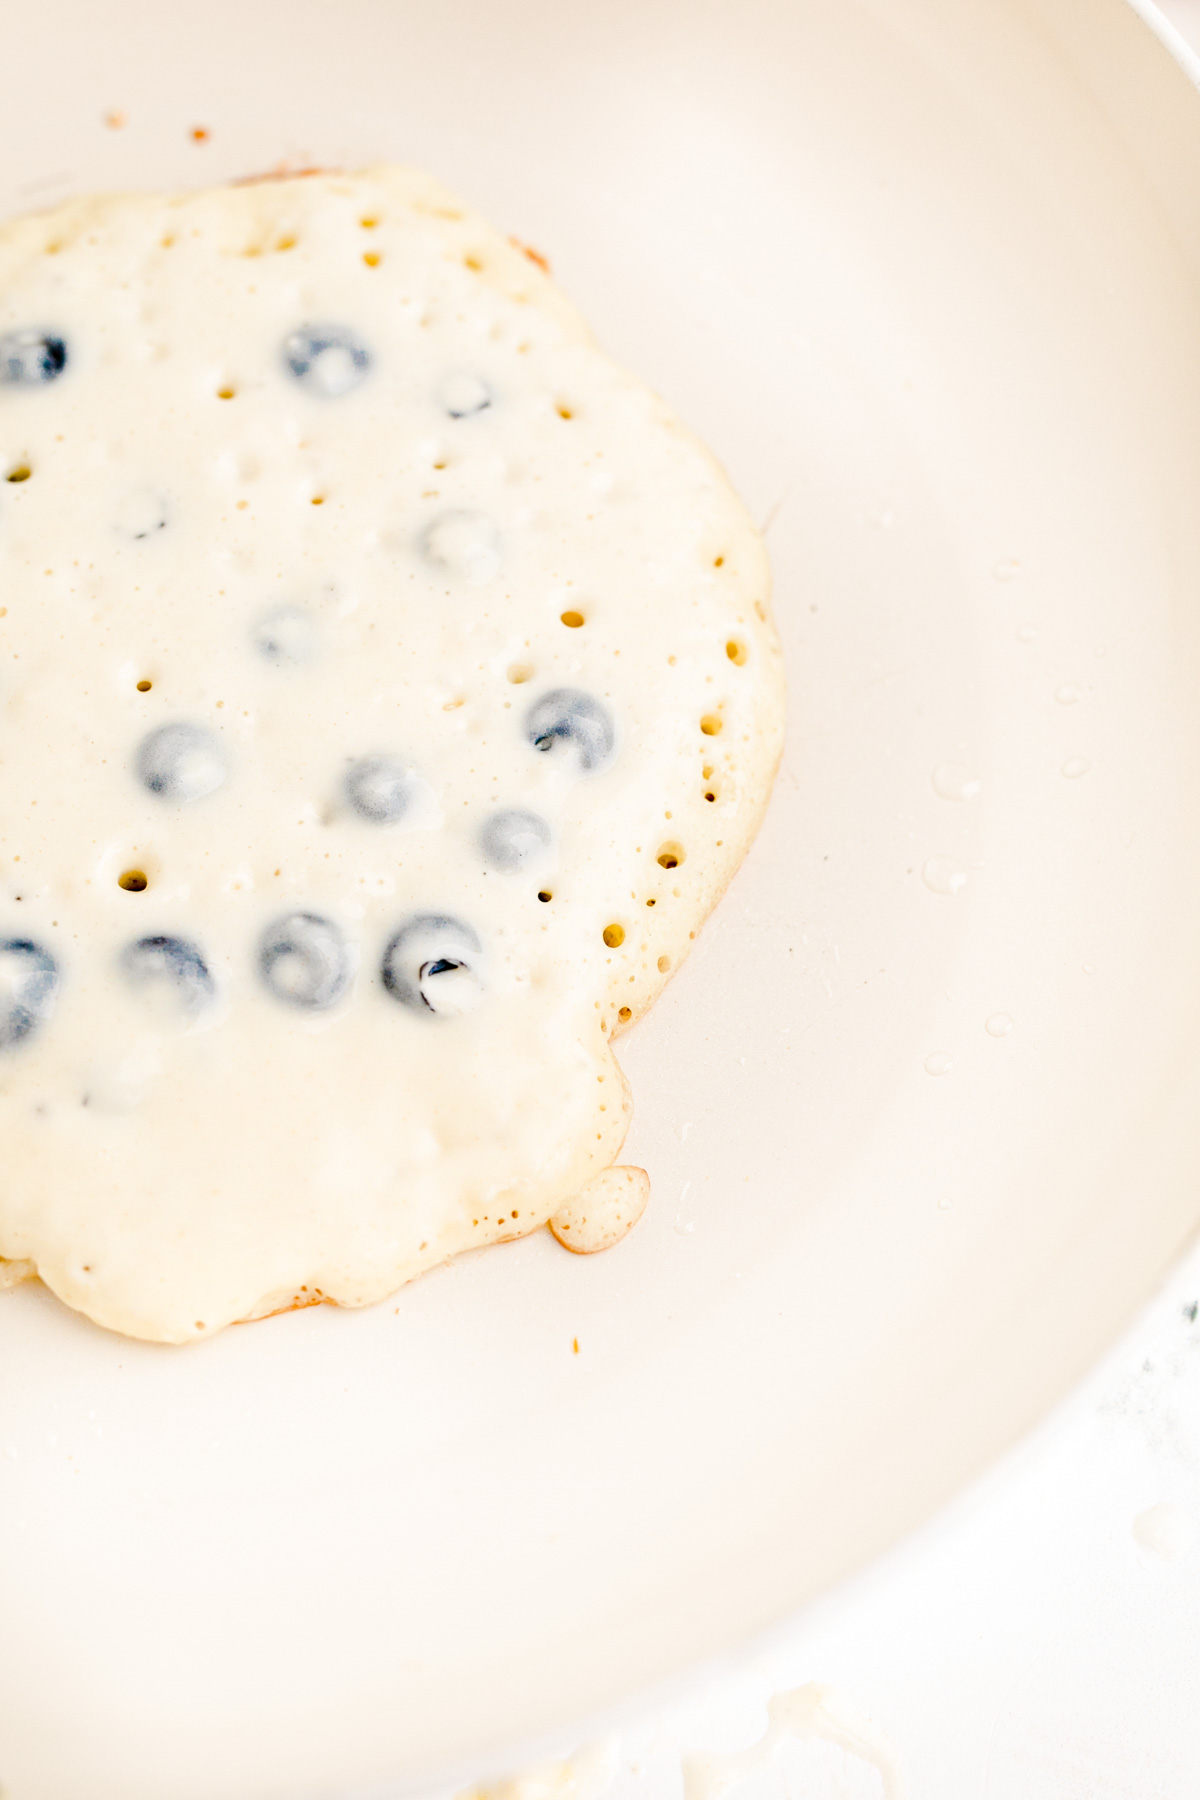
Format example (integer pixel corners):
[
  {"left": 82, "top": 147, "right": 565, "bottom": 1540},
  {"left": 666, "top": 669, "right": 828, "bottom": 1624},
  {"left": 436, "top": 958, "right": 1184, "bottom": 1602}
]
[{"left": 3, "top": 1, "right": 1200, "bottom": 1793}]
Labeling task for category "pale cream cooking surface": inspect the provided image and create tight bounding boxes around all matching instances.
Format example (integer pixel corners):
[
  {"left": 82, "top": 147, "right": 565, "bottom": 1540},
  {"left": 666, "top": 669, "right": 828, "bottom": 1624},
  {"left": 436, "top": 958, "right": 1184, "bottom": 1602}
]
[{"left": 0, "top": 167, "right": 783, "bottom": 1342}]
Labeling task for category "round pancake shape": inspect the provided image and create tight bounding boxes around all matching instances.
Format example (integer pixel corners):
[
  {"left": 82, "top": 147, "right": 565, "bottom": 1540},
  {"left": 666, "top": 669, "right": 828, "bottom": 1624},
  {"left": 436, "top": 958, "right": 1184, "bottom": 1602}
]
[{"left": 0, "top": 167, "right": 784, "bottom": 1341}]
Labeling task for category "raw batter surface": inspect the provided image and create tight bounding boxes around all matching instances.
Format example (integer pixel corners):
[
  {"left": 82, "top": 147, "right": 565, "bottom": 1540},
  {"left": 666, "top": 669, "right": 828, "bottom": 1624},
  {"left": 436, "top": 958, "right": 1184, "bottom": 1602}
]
[{"left": 0, "top": 167, "right": 783, "bottom": 1341}]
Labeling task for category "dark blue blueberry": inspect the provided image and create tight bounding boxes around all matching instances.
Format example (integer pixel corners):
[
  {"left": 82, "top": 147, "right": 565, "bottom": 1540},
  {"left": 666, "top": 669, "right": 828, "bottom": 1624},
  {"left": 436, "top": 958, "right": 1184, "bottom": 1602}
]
[
  {"left": 479, "top": 808, "right": 552, "bottom": 872},
  {"left": 344, "top": 756, "right": 418, "bottom": 825},
  {"left": 282, "top": 325, "right": 370, "bottom": 397},
  {"left": 252, "top": 604, "right": 318, "bottom": 666},
  {"left": 259, "top": 912, "right": 352, "bottom": 1010},
  {"left": 114, "top": 488, "right": 168, "bottom": 540},
  {"left": 121, "top": 935, "right": 214, "bottom": 1015},
  {"left": 524, "top": 688, "right": 615, "bottom": 773},
  {"left": 0, "top": 330, "right": 67, "bottom": 385},
  {"left": 440, "top": 371, "right": 492, "bottom": 418},
  {"left": 381, "top": 914, "right": 483, "bottom": 1017},
  {"left": 136, "top": 722, "right": 227, "bottom": 803},
  {"left": 0, "top": 938, "right": 57, "bottom": 1050},
  {"left": 419, "top": 509, "right": 501, "bottom": 583}
]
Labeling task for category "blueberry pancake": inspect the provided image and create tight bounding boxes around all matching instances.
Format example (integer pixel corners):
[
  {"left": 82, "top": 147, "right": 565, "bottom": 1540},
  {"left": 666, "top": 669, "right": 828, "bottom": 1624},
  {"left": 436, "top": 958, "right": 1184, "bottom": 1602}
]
[{"left": 0, "top": 166, "right": 784, "bottom": 1342}]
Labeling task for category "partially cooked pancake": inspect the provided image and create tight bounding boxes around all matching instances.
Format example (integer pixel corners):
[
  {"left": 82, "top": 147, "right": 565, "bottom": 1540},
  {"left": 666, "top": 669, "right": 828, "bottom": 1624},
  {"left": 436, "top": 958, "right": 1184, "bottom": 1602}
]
[{"left": 0, "top": 167, "right": 783, "bottom": 1341}]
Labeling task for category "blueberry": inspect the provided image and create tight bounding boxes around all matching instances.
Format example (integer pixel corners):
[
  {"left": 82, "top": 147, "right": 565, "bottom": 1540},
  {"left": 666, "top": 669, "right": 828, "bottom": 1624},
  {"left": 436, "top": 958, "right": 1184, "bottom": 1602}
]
[
  {"left": 121, "top": 935, "right": 214, "bottom": 1014},
  {"left": 136, "top": 722, "right": 227, "bottom": 803},
  {"left": 440, "top": 371, "right": 492, "bottom": 418},
  {"left": 420, "top": 510, "right": 501, "bottom": 584},
  {"left": 113, "top": 488, "right": 168, "bottom": 540},
  {"left": 524, "top": 688, "right": 615, "bottom": 773},
  {"left": 0, "top": 330, "right": 67, "bottom": 385},
  {"left": 480, "top": 807, "right": 552, "bottom": 872},
  {"left": 344, "top": 756, "right": 418, "bottom": 825},
  {"left": 381, "top": 914, "right": 483, "bottom": 1017},
  {"left": 282, "top": 325, "right": 370, "bottom": 397},
  {"left": 259, "top": 911, "right": 352, "bottom": 1010},
  {"left": 0, "top": 938, "right": 57, "bottom": 1050},
  {"left": 253, "top": 605, "right": 318, "bottom": 666}
]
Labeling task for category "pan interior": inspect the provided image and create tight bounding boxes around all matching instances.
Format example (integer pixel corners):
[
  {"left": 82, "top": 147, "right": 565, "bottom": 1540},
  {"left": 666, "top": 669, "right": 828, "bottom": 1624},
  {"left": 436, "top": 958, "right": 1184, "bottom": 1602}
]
[{"left": 2, "top": 1, "right": 1200, "bottom": 1795}]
